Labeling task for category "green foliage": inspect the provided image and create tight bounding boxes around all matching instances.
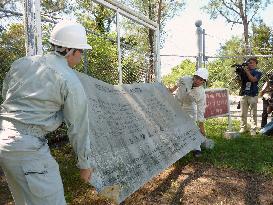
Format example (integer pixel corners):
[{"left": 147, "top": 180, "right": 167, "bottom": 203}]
[
  {"left": 162, "top": 59, "right": 195, "bottom": 87},
  {"left": 206, "top": 38, "right": 243, "bottom": 93},
  {"left": 42, "top": 0, "right": 68, "bottom": 13},
  {"left": 75, "top": 6, "right": 152, "bottom": 84},
  {"left": 218, "top": 36, "right": 245, "bottom": 56},
  {"left": 76, "top": 2, "right": 116, "bottom": 34},
  {"left": 86, "top": 32, "right": 119, "bottom": 84},
  {"left": 121, "top": 52, "right": 147, "bottom": 84},
  {"left": 252, "top": 21, "right": 273, "bottom": 55},
  {"left": 0, "top": 24, "right": 25, "bottom": 94},
  {"left": 250, "top": 21, "right": 273, "bottom": 83}
]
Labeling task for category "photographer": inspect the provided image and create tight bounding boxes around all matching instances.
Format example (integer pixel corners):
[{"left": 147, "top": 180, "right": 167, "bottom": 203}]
[
  {"left": 260, "top": 74, "right": 273, "bottom": 128},
  {"left": 237, "top": 57, "right": 262, "bottom": 135}
]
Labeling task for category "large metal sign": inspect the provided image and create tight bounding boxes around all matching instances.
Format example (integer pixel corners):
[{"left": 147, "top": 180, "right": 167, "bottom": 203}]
[{"left": 76, "top": 72, "right": 205, "bottom": 204}]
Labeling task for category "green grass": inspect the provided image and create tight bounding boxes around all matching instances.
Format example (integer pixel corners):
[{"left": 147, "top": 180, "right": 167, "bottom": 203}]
[
  {"left": 177, "top": 118, "right": 273, "bottom": 176},
  {"left": 53, "top": 118, "right": 273, "bottom": 203},
  {"left": 2, "top": 118, "right": 273, "bottom": 204},
  {"left": 51, "top": 145, "right": 114, "bottom": 204}
]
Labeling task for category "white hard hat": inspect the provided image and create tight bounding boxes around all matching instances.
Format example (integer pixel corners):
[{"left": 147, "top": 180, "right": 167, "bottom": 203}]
[
  {"left": 49, "top": 21, "right": 92, "bottom": 49},
  {"left": 195, "top": 68, "right": 209, "bottom": 81}
]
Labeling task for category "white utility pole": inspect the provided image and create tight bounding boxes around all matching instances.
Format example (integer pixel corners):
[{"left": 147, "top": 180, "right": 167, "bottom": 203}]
[
  {"left": 195, "top": 20, "right": 203, "bottom": 69},
  {"left": 24, "top": 0, "right": 42, "bottom": 56}
]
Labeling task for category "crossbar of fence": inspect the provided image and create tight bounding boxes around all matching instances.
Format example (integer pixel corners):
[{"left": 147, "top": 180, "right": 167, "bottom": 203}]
[{"left": 160, "top": 54, "right": 273, "bottom": 59}]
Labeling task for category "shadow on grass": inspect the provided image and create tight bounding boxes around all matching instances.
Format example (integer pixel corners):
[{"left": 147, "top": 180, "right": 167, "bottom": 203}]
[
  {"left": 149, "top": 164, "right": 185, "bottom": 199},
  {"left": 170, "top": 163, "right": 207, "bottom": 205},
  {"left": 243, "top": 173, "right": 265, "bottom": 205}
]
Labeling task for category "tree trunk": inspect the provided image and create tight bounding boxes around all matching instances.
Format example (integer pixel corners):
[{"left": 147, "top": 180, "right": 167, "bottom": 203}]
[
  {"left": 146, "top": 0, "right": 162, "bottom": 82},
  {"left": 239, "top": 0, "right": 250, "bottom": 54},
  {"left": 147, "top": 0, "right": 154, "bottom": 82}
]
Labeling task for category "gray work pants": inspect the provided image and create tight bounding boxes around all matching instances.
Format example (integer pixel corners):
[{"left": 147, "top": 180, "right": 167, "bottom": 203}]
[
  {"left": 240, "top": 95, "right": 258, "bottom": 131},
  {"left": 0, "top": 146, "right": 66, "bottom": 205}
]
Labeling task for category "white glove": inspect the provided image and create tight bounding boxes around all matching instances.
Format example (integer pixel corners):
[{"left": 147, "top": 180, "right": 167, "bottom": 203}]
[{"left": 202, "top": 138, "right": 215, "bottom": 149}]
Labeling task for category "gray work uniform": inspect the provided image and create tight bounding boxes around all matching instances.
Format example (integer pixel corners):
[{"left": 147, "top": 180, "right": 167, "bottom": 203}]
[
  {"left": 175, "top": 76, "right": 206, "bottom": 122},
  {"left": 0, "top": 52, "right": 92, "bottom": 205}
]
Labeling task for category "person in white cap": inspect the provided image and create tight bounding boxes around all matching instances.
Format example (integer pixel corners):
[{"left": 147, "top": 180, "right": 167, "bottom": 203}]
[
  {"left": 0, "top": 21, "right": 92, "bottom": 204},
  {"left": 169, "top": 68, "right": 213, "bottom": 157}
]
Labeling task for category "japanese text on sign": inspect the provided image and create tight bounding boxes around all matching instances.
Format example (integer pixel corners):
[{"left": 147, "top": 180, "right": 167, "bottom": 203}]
[{"left": 204, "top": 89, "right": 229, "bottom": 118}]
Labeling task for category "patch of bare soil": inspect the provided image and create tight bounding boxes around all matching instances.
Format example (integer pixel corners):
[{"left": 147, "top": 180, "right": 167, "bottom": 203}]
[
  {"left": 0, "top": 170, "right": 13, "bottom": 205},
  {"left": 1, "top": 162, "right": 273, "bottom": 205}
]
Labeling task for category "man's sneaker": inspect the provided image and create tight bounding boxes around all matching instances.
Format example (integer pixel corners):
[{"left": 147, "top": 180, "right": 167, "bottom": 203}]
[{"left": 193, "top": 150, "right": 202, "bottom": 158}]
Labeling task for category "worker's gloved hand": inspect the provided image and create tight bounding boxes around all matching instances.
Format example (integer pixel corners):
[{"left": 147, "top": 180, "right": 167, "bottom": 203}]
[
  {"left": 80, "top": 168, "right": 93, "bottom": 183},
  {"left": 202, "top": 138, "right": 215, "bottom": 149},
  {"left": 199, "top": 126, "right": 206, "bottom": 136}
]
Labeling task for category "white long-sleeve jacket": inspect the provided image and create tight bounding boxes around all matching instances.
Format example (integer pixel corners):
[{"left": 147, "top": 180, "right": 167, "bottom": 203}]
[
  {"left": 0, "top": 52, "right": 92, "bottom": 169},
  {"left": 174, "top": 76, "right": 206, "bottom": 122}
]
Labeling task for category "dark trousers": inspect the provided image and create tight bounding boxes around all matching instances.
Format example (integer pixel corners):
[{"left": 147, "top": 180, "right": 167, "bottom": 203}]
[{"left": 261, "top": 98, "right": 269, "bottom": 128}]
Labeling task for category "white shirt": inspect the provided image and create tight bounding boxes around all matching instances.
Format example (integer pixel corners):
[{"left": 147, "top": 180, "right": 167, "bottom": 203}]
[
  {"left": 0, "top": 52, "right": 92, "bottom": 169},
  {"left": 261, "top": 81, "right": 273, "bottom": 100},
  {"left": 174, "top": 76, "right": 206, "bottom": 122}
]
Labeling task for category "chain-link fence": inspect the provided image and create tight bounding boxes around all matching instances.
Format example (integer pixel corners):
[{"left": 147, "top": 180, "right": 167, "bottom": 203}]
[{"left": 0, "top": 0, "right": 158, "bottom": 85}]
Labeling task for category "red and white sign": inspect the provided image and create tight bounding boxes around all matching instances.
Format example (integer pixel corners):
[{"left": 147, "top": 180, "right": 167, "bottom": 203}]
[{"left": 204, "top": 88, "right": 230, "bottom": 119}]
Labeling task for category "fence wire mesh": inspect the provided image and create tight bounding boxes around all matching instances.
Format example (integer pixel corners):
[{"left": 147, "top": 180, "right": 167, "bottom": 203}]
[{"left": 0, "top": 0, "right": 156, "bottom": 85}]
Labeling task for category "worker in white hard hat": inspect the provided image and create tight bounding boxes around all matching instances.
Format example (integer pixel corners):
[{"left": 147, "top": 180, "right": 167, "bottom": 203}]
[
  {"left": 0, "top": 21, "right": 92, "bottom": 204},
  {"left": 169, "top": 68, "right": 213, "bottom": 157}
]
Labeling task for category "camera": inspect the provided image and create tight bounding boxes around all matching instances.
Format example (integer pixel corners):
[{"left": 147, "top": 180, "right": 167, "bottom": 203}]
[
  {"left": 231, "top": 62, "right": 249, "bottom": 96},
  {"left": 231, "top": 62, "right": 249, "bottom": 74}
]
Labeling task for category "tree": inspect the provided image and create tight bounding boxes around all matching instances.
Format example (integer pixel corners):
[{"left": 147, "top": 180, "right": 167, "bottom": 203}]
[
  {"left": 162, "top": 59, "right": 195, "bottom": 87},
  {"left": 250, "top": 21, "right": 273, "bottom": 80},
  {"left": 0, "top": 0, "right": 69, "bottom": 20},
  {"left": 251, "top": 21, "right": 273, "bottom": 55},
  {"left": 0, "top": 0, "right": 186, "bottom": 84},
  {"left": 203, "top": 0, "right": 272, "bottom": 54},
  {"left": 120, "top": 0, "right": 186, "bottom": 82}
]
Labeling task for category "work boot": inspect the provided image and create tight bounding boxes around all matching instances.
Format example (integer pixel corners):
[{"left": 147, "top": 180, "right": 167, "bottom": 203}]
[{"left": 193, "top": 150, "right": 202, "bottom": 158}]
